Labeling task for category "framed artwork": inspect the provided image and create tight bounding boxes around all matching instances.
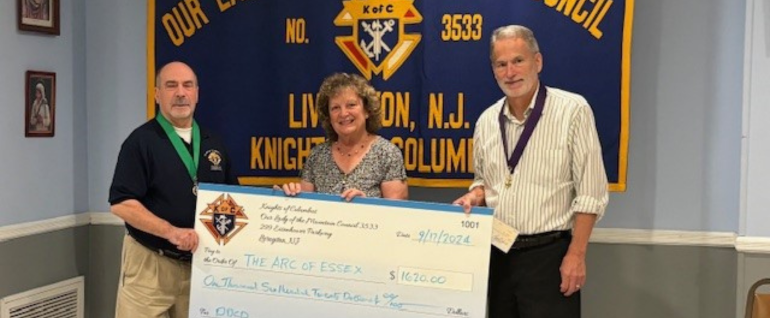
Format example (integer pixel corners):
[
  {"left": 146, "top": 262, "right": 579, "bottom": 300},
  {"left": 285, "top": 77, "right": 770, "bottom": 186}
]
[
  {"left": 17, "top": 0, "right": 59, "bottom": 35},
  {"left": 25, "top": 70, "right": 56, "bottom": 137}
]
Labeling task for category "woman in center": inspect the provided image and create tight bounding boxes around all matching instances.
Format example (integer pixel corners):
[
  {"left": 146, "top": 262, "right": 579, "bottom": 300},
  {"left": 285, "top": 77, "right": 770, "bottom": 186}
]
[{"left": 279, "top": 73, "right": 408, "bottom": 200}]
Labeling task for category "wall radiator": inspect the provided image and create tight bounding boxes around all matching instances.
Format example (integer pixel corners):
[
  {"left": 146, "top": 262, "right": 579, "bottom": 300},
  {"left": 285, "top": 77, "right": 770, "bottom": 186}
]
[{"left": 0, "top": 276, "right": 84, "bottom": 318}]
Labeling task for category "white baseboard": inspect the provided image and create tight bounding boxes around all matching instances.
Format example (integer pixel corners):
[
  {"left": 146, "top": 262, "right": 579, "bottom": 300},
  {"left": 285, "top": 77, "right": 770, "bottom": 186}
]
[
  {"left": 89, "top": 212, "right": 124, "bottom": 226},
  {"left": 0, "top": 214, "right": 92, "bottom": 243},
  {"left": 2, "top": 213, "right": 770, "bottom": 253},
  {"left": 735, "top": 236, "right": 770, "bottom": 253},
  {"left": 591, "top": 228, "right": 737, "bottom": 247},
  {"left": 0, "top": 213, "right": 122, "bottom": 243}
]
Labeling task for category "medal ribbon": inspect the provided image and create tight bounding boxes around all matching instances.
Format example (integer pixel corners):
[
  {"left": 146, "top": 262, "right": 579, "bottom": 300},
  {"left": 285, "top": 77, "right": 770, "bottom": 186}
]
[
  {"left": 156, "top": 115, "right": 200, "bottom": 183},
  {"left": 498, "top": 82, "right": 547, "bottom": 174}
]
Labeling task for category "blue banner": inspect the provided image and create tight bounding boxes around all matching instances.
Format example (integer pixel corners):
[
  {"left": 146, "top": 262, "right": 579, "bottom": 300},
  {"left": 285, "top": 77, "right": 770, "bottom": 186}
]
[{"left": 149, "top": 0, "right": 632, "bottom": 191}]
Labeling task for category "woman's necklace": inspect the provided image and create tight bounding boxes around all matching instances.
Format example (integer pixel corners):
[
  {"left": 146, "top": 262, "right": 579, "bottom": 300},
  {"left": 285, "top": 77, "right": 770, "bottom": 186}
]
[
  {"left": 336, "top": 136, "right": 369, "bottom": 157},
  {"left": 336, "top": 143, "right": 365, "bottom": 157}
]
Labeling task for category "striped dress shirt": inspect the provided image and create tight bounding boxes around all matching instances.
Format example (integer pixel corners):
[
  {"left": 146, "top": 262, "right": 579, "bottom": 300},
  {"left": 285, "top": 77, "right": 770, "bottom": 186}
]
[{"left": 470, "top": 85, "right": 609, "bottom": 234}]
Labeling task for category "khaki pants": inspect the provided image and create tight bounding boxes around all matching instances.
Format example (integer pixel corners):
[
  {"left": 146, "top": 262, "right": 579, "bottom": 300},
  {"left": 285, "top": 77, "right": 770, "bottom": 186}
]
[{"left": 115, "top": 235, "right": 191, "bottom": 318}]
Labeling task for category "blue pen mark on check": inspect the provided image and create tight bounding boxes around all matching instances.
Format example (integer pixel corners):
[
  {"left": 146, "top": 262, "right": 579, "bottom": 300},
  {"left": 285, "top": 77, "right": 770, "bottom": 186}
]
[
  {"left": 242, "top": 254, "right": 364, "bottom": 276},
  {"left": 259, "top": 282, "right": 403, "bottom": 308},
  {"left": 214, "top": 306, "right": 250, "bottom": 318},
  {"left": 196, "top": 306, "right": 251, "bottom": 318},
  {"left": 202, "top": 275, "right": 424, "bottom": 310},
  {"left": 416, "top": 229, "right": 472, "bottom": 246},
  {"left": 203, "top": 275, "right": 259, "bottom": 291},
  {"left": 398, "top": 270, "right": 448, "bottom": 285}
]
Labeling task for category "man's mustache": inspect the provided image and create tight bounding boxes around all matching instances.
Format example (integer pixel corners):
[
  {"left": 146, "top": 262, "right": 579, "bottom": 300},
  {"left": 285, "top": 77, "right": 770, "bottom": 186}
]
[{"left": 172, "top": 98, "right": 189, "bottom": 105}]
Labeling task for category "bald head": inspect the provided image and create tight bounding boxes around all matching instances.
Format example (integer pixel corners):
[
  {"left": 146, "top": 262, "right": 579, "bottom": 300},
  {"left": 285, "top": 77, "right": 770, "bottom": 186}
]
[
  {"left": 156, "top": 61, "right": 198, "bottom": 88},
  {"left": 154, "top": 61, "right": 199, "bottom": 128}
]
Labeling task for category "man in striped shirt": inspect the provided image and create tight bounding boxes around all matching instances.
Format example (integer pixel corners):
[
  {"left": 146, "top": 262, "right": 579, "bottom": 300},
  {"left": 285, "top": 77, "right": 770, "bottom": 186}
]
[{"left": 454, "top": 25, "right": 609, "bottom": 318}]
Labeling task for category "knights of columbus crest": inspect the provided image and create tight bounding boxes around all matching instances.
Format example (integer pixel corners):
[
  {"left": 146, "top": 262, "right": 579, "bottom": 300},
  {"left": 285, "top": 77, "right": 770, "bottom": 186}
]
[
  {"left": 199, "top": 194, "right": 248, "bottom": 246},
  {"left": 335, "top": 0, "right": 422, "bottom": 80}
]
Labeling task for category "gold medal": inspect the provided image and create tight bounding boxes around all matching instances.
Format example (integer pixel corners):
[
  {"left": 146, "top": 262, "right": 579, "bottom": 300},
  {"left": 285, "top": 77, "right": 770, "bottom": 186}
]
[{"left": 505, "top": 175, "right": 512, "bottom": 188}]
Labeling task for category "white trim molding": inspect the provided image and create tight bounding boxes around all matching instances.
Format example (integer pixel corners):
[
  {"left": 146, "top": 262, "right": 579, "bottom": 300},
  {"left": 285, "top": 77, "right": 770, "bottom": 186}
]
[
  {"left": 0, "top": 214, "right": 91, "bottom": 243},
  {"left": 89, "top": 212, "right": 124, "bottom": 226},
  {"left": 735, "top": 236, "right": 770, "bottom": 253},
  {"left": 0, "top": 213, "right": 123, "bottom": 243},
  {"left": 591, "top": 228, "right": 737, "bottom": 247}
]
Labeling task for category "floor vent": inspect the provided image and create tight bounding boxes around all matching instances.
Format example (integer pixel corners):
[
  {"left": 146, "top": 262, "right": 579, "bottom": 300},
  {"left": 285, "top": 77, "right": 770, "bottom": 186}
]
[{"left": 0, "top": 276, "right": 84, "bottom": 318}]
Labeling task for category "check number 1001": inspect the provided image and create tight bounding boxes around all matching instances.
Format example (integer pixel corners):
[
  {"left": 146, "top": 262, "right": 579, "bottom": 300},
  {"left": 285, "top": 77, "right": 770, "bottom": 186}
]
[{"left": 460, "top": 220, "right": 479, "bottom": 229}]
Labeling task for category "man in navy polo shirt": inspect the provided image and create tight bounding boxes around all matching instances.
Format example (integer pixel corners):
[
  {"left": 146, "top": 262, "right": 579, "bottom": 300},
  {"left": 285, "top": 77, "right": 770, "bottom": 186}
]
[{"left": 109, "top": 61, "right": 238, "bottom": 318}]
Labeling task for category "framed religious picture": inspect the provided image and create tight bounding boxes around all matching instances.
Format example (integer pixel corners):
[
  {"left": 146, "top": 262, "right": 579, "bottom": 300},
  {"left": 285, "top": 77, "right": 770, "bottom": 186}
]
[
  {"left": 17, "top": 0, "right": 59, "bottom": 35},
  {"left": 25, "top": 71, "right": 56, "bottom": 137}
]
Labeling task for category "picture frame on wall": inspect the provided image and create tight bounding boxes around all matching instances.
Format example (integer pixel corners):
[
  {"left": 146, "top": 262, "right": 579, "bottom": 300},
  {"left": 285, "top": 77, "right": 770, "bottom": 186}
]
[
  {"left": 17, "top": 0, "right": 60, "bottom": 35},
  {"left": 25, "top": 70, "right": 56, "bottom": 138}
]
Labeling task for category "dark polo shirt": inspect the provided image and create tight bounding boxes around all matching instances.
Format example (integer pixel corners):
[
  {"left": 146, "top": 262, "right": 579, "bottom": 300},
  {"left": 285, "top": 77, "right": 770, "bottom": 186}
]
[{"left": 109, "top": 119, "right": 238, "bottom": 254}]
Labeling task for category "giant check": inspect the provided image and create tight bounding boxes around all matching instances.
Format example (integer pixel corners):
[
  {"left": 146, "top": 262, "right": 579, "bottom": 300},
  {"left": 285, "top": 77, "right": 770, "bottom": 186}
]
[{"left": 190, "top": 183, "right": 493, "bottom": 318}]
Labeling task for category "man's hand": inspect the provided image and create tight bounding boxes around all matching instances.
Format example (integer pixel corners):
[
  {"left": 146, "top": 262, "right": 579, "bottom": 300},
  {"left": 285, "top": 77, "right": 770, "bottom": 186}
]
[
  {"left": 452, "top": 193, "right": 476, "bottom": 214},
  {"left": 559, "top": 250, "right": 586, "bottom": 296},
  {"left": 452, "top": 186, "right": 485, "bottom": 214},
  {"left": 560, "top": 213, "right": 596, "bottom": 296},
  {"left": 167, "top": 227, "right": 199, "bottom": 252}
]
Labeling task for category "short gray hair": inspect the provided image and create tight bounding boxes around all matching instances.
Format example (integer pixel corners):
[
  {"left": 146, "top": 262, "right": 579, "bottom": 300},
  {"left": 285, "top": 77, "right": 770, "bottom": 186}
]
[{"left": 490, "top": 25, "right": 540, "bottom": 61}]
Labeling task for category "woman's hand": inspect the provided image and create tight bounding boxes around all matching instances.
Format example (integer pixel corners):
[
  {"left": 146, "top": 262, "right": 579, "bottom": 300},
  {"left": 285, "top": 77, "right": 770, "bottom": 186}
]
[
  {"left": 273, "top": 182, "right": 303, "bottom": 196},
  {"left": 341, "top": 188, "right": 366, "bottom": 201}
]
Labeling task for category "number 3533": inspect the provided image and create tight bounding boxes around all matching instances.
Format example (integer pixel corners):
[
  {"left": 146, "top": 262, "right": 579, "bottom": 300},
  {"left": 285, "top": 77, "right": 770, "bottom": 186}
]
[{"left": 441, "top": 14, "right": 483, "bottom": 42}]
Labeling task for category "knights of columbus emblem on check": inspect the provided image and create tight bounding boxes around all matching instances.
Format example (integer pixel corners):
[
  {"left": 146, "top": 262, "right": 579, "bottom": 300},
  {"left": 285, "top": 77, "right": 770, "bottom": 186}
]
[
  {"left": 334, "top": 0, "right": 422, "bottom": 80},
  {"left": 199, "top": 193, "right": 248, "bottom": 246}
]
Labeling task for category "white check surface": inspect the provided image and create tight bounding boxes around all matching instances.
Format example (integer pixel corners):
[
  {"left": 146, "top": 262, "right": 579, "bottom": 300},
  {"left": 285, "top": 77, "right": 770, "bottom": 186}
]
[{"left": 190, "top": 183, "right": 493, "bottom": 318}]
